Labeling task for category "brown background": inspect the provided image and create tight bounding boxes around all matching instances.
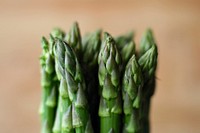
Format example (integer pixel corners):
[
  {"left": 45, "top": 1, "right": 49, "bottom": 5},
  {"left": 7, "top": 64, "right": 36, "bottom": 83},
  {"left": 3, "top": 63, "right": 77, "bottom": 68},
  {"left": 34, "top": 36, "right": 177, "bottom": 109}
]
[{"left": 0, "top": 0, "right": 200, "bottom": 133}]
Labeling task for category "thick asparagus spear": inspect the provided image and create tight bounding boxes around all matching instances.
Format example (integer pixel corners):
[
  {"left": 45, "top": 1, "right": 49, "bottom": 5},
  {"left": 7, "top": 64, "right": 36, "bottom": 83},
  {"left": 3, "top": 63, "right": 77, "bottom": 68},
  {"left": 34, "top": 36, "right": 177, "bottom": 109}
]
[
  {"left": 54, "top": 39, "right": 93, "bottom": 133},
  {"left": 138, "top": 29, "right": 158, "bottom": 133},
  {"left": 98, "top": 32, "right": 122, "bottom": 133},
  {"left": 81, "top": 30, "right": 102, "bottom": 132},
  {"left": 122, "top": 55, "right": 143, "bottom": 133},
  {"left": 39, "top": 37, "right": 58, "bottom": 133}
]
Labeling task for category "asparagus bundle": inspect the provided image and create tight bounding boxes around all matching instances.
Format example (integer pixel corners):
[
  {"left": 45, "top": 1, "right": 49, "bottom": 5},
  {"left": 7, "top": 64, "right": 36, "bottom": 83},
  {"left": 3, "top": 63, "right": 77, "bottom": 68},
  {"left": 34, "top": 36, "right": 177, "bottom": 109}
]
[{"left": 39, "top": 22, "right": 158, "bottom": 133}]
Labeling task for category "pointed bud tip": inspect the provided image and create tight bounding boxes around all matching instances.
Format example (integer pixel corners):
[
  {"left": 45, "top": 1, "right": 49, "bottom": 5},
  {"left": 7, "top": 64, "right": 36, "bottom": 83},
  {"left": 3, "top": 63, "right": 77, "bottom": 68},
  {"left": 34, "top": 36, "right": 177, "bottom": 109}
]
[
  {"left": 103, "top": 32, "right": 115, "bottom": 46},
  {"left": 41, "top": 36, "right": 48, "bottom": 44}
]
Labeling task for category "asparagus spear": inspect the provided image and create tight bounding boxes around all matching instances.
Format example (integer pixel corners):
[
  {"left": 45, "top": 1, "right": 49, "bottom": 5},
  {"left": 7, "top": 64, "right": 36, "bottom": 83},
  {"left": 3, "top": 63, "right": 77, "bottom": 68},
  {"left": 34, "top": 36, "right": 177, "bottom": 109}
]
[
  {"left": 51, "top": 28, "right": 65, "bottom": 40},
  {"left": 138, "top": 29, "right": 158, "bottom": 133},
  {"left": 39, "top": 28, "right": 65, "bottom": 133},
  {"left": 115, "top": 32, "right": 133, "bottom": 51},
  {"left": 98, "top": 32, "right": 122, "bottom": 133},
  {"left": 39, "top": 37, "right": 58, "bottom": 133},
  {"left": 120, "top": 41, "right": 135, "bottom": 67},
  {"left": 122, "top": 55, "right": 143, "bottom": 133},
  {"left": 65, "top": 22, "right": 82, "bottom": 58},
  {"left": 115, "top": 32, "right": 135, "bottom": 66},
  {"left": 139, "top": 29, "right": 155, "bottom": 56},
  {"left": 114, "top": 32, "right": 136, "bottom": 79},
  {"left": 54, "top": 39, "right": 93, "bottom": 133},
  {"left": 82, "top": 29, "right": 102, "bottom": 68},
  {"left": 81, "top": 30, "right": 102, "bottom": 132}
]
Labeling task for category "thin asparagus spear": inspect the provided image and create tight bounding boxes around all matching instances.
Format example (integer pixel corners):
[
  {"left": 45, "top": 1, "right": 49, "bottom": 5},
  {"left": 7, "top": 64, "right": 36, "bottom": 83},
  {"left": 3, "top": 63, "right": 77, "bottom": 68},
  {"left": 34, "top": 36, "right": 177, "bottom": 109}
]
[
  {"left": 65, "top": 22, "right": 82, "bottom": 58},
  {"left": 138, "top": 29, "right": 158, "bottom": 133},
  {"left": 43, "top": 28, "right": 65, "bottom": 133},
  {"left": 122, "top": 55, "right": 143, "bottom": 133},
  {"left": 39, "top": 37, "right": 58, "bottom": 133},
  {"left": 81, "top": 30, "right": 102, "bottom": 132},
  {"left": 115, "top": 32, "right": 135, "bottom": 71},
  {"left": 51, "top": 28, "right": 65, "bottom": 40},
  {"left": 139, "top": 29, "right": 155, "bottom": 56},
  {"left": 120, "top": 41, "right": 135, "bottom": 67},
  {"left": 54, "top": 39, "right": 93, "bottom": 133},
  {"left": 98, "top": 32, "right": 122, "bottom": 133},
  {"left": 115, "top": 32, "right": 134, "bottom": 51},
  {"left": 82, "top": 29, "right": 102, "bottom": 68}
]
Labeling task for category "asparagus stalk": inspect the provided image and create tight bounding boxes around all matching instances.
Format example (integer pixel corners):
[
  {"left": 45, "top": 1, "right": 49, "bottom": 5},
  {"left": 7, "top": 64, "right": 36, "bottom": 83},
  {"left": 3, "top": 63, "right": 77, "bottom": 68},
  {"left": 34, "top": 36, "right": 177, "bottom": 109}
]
[
  {"left": 138, "top": 29, "right": 158, "bottom": 133},
  {"left": 98, "top": 32, "right": 122, "bottom": 133},
  {"left": 122, "top": 55, "right": 143, "bottom": 133},
  {"left": 39, "top": 37, "right": 58, "bottom": 133},
  {"left": 81, "top": 30, "right": 102, "bottom": 132},
  {"left": 54, "top": 39, "right": 93, "bottom": 133},
  {"left": 42, "top": 28, "right": 65, "bottom": 133}
]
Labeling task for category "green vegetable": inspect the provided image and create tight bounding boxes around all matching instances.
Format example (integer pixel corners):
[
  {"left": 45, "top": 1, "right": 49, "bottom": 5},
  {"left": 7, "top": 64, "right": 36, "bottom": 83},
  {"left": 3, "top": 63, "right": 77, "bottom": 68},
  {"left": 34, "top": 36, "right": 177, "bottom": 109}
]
[
  {"left": 65, "top": 22, "right": 82, "bottom": 58},
  {"left": 54, "top": 39, "right": 93, "bottom": 133},
  {"left": 138, "top": 29, "right": 158, "bottom": 133},
  {"left": 81, "top": 29, "right": 102, "bottom": 132},
  {"left": 98, "top": 32, "right": 122, "bottom": 133},
  {"left": 39, "top": 37, "right": 58, "bottom": 133},
  {"left": 122, "top": 55, "right": 143, "bottom": 133},
  {"left": 39, "top": 23, "right": 159, "bottom": 133},
  {"left": 82, "top": 29, "right": 102, "bottom": 68},
  {"left": 139, "top": 29, "right": 155, "bottom": 56},
  {"left": 115, "top": 31, "right": 134, "bottom": 51}
]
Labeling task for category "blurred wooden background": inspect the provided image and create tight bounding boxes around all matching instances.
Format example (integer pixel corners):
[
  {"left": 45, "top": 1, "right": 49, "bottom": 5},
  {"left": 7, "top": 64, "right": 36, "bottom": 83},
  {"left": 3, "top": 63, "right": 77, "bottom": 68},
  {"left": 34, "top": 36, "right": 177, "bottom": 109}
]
[{"left": 0, "top": 0, "right": 200, "bottom": 133}]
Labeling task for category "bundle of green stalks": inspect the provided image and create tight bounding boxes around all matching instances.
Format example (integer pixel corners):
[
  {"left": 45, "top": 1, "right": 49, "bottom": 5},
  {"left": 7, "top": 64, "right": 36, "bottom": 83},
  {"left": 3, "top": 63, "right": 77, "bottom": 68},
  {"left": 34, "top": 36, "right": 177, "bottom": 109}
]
[{"left": 39, "top": 22, "right": 158, "bottom": 133}]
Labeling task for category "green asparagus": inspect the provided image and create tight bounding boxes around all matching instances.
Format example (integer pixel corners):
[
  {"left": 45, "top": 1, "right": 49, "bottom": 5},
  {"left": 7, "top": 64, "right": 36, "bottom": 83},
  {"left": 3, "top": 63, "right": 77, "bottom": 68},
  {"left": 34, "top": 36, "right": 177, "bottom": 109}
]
[
  {"left": 139, "top": 29, "right": 155, "bottom": 56},
  {"left": 115, "top": 32, "right": 135, "bottom": 74},
  {"left": 39, "top": 23, "right": 159, "bottom": 133},
  {"left": 122, "top": 55, "right": 143, "bottom": 133},
  {"left": 98, "top": 32, "right": 122, "bottom": 133},
  {"left": 82, "top": 29, "right": 102, "bottom": 68},
  {"left": 81, "top": 30, "right": 102, "bottom": 132},
  {"left": 65, "top": 22, "right": 82, "bottom": 58},
  {"left": 54, "top": 38, "right": 93, "bottom": 133},
  {"left": 39, "top": 37, "right": 58, "bottom": 133},
  {"left": 138, "top": 29, "right": 158, "bottom": 133},
  {"left": 115, "top": 32, "right": 134, "bottom": 51}
]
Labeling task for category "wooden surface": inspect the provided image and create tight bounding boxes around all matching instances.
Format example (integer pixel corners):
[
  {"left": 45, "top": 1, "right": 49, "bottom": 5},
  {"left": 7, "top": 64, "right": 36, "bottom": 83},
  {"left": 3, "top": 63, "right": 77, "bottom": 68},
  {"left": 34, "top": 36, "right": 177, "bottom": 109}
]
[{"left": 0, "top": 0, "right": 200, "bottom": 133}]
